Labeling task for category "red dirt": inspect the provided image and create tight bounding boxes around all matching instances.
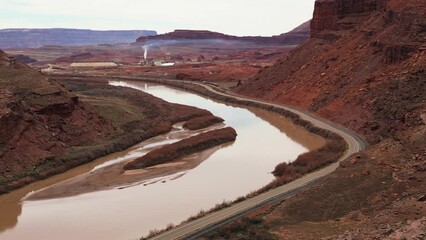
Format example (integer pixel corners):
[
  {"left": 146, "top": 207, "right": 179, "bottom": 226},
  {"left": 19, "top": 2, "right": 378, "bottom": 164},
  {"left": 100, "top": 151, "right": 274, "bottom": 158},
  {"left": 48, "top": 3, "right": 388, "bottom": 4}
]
[{"left": 237, "top": 0, "right": 426, "bottom": 143}]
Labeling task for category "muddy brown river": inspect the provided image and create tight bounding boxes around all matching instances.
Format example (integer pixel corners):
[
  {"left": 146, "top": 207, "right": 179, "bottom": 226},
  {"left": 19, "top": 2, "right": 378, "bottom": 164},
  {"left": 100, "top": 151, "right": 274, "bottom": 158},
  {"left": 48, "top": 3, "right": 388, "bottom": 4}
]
[{"left": 0, "top": 81, "right": 324, "bottom": 240}]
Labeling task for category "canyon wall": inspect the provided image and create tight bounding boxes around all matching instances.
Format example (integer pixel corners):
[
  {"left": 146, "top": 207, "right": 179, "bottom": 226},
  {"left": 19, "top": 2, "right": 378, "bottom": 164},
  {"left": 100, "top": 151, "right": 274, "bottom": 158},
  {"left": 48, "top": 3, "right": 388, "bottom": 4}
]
[
  {"left": 237, "top": 0, "right": 425, "bottom": 142},
  {"left": 311, "top": 0, "right": 387, "bottom": 38}
]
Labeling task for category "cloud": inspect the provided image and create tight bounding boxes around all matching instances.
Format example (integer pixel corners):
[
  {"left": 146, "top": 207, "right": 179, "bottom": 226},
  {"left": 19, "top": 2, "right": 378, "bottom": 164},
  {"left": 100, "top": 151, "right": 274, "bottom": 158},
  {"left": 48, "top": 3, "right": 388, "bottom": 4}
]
[{"left": 0, "top": 0, "right": 316, "bottom": 36}]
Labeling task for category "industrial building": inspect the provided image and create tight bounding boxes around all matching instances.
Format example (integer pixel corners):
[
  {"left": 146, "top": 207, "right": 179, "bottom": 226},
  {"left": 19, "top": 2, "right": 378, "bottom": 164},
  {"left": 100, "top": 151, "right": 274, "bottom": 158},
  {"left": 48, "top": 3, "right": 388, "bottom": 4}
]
[{"left": 70, "top": 62, "right": 118, "bottom": 68}]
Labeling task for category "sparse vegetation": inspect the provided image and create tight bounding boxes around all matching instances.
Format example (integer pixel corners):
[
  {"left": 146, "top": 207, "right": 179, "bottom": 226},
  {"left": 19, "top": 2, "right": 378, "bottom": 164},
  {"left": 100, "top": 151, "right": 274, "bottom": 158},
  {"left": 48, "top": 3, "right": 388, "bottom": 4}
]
[
  {"left": 199, "top": 216, "right": 278, "bottom": 240},
  {"left": 0, "top": 75, "right": 215, "bottom": 194},
  {"left": 184, "top": 201, "right": 232, "bottom": 223},
  {"left": 183, "top": 115, "right": 224, "bottom": 130},
  {"left": 123, "top": 127, "right": 237, "bottom": 170},
  {"left": 270, "top": 139, "right": 346, "bottom": 183}
]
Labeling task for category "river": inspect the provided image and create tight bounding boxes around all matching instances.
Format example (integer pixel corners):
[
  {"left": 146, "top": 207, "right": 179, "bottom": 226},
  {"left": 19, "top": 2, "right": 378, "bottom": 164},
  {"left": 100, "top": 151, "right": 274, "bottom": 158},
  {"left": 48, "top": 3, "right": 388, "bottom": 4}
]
[{"left": 0, "top": 81, "right": 324, "bottom": 240}]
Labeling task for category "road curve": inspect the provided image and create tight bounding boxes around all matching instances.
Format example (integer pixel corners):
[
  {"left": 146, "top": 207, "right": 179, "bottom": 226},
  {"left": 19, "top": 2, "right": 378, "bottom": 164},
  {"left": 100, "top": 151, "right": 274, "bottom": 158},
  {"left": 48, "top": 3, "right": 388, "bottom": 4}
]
[
  {"left": 144, "top": 79, "right": 367, "bottom": 240},
  {"left": 54, "top": 74, "right": 367, "bottom": 240}
]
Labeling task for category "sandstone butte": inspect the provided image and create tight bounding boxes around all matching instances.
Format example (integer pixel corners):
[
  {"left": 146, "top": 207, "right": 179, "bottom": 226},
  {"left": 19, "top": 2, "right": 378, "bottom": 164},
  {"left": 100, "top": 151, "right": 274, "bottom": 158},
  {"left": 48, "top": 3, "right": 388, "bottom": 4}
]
[{"left": 136, "top": 24, "right": 311, "bottom": 46}]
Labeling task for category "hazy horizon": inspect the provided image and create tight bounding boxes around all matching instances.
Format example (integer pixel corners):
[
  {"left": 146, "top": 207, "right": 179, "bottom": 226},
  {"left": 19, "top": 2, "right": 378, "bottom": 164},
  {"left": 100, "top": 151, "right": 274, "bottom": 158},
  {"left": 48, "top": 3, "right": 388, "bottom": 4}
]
[{"left": 0, "top": 0, "right": 316, "bottom": 37}]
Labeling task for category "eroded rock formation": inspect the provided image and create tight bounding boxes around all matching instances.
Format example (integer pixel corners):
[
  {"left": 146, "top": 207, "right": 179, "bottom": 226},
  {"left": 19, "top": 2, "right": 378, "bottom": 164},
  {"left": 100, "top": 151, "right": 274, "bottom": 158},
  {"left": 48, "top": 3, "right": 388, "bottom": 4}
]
[{"left": 311, "top": 0, "right": 387, "bottom": 38}]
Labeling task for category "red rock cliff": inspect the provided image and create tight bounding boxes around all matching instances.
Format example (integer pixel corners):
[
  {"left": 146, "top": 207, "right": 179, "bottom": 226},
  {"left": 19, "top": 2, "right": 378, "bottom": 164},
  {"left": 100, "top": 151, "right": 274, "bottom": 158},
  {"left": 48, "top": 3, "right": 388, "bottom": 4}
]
[
  {"left": 311, "top": 0, "right": 388, "bottom": 38},
  {"left": 237, "top": 0, "right": 425, "bottom": 143}
]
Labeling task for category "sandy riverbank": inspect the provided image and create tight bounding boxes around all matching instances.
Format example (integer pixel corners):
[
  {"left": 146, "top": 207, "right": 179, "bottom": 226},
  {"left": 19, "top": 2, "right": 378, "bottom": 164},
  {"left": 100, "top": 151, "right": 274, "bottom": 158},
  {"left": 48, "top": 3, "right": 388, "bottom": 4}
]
[{"left": 25, "top": 122, "right": 227, "bottom": 201}]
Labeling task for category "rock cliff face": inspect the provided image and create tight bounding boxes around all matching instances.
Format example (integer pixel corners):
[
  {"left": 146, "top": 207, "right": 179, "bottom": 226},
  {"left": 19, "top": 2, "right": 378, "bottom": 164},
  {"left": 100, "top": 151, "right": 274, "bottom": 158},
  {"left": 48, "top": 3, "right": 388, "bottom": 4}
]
[
  {"left": 311, "top": 0, "right": 387, "bottom": 38},
  {"left": 137, "top": 24, "right": 311, "bottom": 45},
  {"left": 0, "top": 29, "right": 157, "bottom": 49}
]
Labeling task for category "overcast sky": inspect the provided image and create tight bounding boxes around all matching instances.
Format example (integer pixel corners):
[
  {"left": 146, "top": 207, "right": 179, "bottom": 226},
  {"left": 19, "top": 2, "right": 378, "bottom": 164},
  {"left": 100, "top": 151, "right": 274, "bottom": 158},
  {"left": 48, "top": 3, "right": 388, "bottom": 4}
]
[{"left": 0, "top": 0, "right": 316, "bottom": 36}]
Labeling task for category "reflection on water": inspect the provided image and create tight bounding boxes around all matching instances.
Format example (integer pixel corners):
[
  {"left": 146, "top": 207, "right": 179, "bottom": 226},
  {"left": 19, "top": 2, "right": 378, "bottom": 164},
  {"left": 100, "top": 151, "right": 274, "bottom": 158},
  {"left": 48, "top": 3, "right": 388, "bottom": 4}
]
[
  {"left": 248, "top": 107, "right": 326, "bottom": 151},
  {"left": 0, "top": 81, "right": 320, "bottom": 240},
  {"left": 0, "top": 198, "right": 21, "bottom": 233}
]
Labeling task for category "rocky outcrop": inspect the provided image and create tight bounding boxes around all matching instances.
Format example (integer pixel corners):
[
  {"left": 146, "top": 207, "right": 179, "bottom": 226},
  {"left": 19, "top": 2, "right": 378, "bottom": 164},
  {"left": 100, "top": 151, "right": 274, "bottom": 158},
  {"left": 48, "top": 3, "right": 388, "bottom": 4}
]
[
  {"left": 384, "top": 44, "right": 418, "bottom": 64},
  {"left": 311, "top": 0, "right": 387, "bottom": 38},
  {"left": 311, "top": 0, "right": 340, "bottom": 38},
  {"left": 0, "top": 29, "right": 157, "bottom": 49},
  {"left": 10, "top": 54, "right": 37, "bottom": 64}
]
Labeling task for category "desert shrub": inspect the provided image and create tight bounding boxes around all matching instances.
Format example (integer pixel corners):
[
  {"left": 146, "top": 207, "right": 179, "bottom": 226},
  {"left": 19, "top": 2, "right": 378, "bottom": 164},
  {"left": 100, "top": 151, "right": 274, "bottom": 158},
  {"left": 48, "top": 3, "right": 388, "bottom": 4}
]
[{"left": 272, "top": 140, "right": 346, "bottom": 178}]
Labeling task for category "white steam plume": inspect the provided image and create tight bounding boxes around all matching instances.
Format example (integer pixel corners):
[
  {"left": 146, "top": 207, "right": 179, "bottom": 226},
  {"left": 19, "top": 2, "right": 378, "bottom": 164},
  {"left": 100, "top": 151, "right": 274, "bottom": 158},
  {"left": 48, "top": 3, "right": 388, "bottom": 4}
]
[
  {"left": 143, "top": 45, "right": 148, "bottom": 60},
  {"left": 141, "top": 39, "right": 241, "bottom": 61}
]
